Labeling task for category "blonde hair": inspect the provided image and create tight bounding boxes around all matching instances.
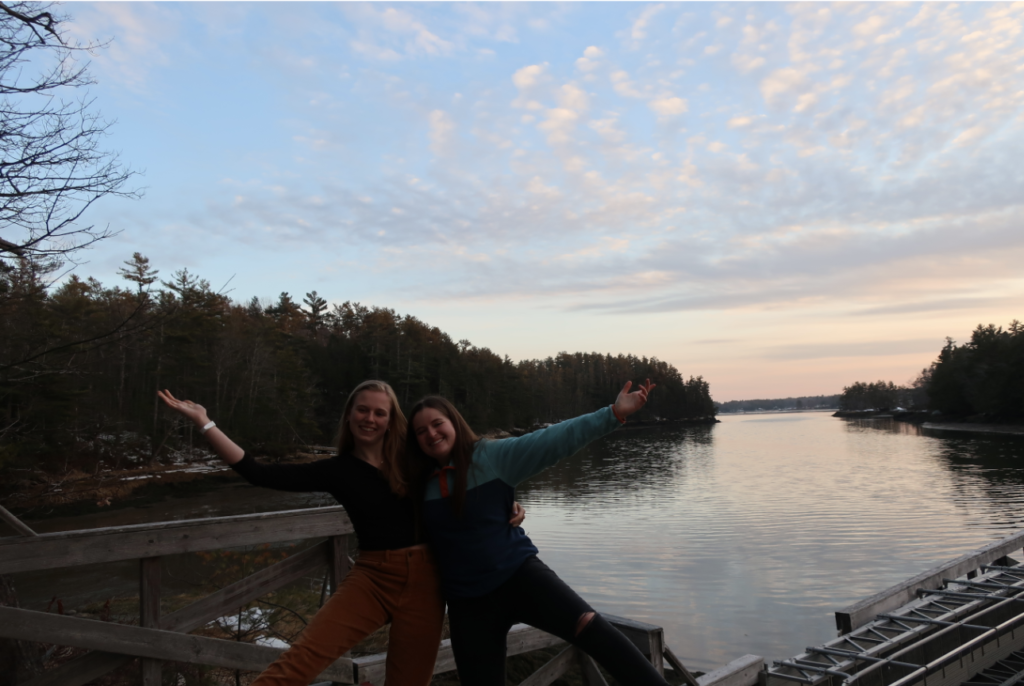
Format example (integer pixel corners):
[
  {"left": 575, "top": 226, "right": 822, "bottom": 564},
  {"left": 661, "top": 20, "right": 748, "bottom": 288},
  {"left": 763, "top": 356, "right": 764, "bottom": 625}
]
[{"left": 335, "top": 380, "right": 409, "bottom": 497}]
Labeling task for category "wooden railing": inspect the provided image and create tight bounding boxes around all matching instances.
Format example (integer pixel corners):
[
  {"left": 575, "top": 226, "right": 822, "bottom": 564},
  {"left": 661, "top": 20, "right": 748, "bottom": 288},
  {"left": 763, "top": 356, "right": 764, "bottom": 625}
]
[
  {"left": 0, "top": 505, "right": 731, "bottom": 686},
  {"left": 0, "top": 506, "right": 355, "bottom": 686}
]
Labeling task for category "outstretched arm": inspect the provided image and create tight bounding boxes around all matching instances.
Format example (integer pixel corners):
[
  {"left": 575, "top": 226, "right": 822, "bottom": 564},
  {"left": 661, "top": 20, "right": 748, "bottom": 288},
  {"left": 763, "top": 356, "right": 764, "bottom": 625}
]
[
  {"left": 157, "top": 390, "right": 244, "bottom": 465},
  {"left": 486, "top": 379, "right": 657, "bottom": 486}
]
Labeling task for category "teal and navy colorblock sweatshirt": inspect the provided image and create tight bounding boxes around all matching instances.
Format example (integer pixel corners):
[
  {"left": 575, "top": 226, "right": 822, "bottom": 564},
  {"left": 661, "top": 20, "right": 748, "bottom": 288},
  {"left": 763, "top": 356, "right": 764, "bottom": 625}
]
[{"left": 422, "top": 406, "right": 622, "bottom": 599}]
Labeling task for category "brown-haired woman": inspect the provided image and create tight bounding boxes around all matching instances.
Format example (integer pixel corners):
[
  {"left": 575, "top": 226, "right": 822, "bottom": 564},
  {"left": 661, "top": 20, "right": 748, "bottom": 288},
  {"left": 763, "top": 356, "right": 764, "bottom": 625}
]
[
  {"left": 407, "top": 381, "right": 671, "bottom": 686},
  {"left": 159, "top": 380, "right": 524, "bottom": 686}
]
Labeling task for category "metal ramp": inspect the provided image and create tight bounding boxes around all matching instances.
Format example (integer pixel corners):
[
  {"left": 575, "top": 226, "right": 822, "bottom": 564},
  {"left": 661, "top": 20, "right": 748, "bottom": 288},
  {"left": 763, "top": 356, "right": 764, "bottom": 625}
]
[
  {"left": 962, "top": 650, "right": 1024, "bottom": 686},
  {"left": 765, "top": 560, "right": 1024, "bottom": 686}
]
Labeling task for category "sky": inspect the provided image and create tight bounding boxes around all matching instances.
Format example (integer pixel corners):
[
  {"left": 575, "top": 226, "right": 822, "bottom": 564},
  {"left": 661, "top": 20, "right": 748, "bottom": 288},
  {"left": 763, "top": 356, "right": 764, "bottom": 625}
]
[{"left": 45, "top": 1, "right": 1024, "bottom": 402}]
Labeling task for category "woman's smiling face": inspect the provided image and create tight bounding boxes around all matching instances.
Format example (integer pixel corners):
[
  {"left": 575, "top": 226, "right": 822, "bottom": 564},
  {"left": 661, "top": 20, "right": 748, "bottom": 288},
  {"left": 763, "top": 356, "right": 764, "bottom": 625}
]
[
  {"left": 412, "top": 406, "right": 457, "bottom": 464},
  {"left": 347, "top": 390, "right": 392, "bottom": 448}
]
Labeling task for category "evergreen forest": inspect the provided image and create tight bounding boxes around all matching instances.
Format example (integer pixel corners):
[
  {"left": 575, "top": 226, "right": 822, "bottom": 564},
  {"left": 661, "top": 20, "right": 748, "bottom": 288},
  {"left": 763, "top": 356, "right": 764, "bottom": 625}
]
[
  {"left": 838, "top": 320, "right": 1024, "bottom": 420},
  {"left": 0, "top": 255, "right": 717, "bottom": 472}
]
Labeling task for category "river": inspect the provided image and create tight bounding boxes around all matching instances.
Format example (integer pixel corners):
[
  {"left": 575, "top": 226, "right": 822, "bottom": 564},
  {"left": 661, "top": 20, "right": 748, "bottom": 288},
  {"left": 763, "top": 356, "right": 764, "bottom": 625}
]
[{"left": 13, "top": 412, "right": 1024, "bottom": 672}]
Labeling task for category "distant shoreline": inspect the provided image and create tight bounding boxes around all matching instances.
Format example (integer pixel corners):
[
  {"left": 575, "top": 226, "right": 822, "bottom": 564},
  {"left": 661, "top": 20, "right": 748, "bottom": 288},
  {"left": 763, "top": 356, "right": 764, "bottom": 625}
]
[
  {"left": 717, "top": 408, "right": 836, "bottom": 415},
  {"left": 831, "top": 410, "right": 1024, "bottom": 437}
]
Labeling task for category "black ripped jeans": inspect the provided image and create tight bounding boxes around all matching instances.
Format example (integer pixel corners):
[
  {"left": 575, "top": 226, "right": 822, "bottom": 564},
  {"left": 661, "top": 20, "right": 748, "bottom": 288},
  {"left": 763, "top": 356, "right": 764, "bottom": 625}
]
[{"left": 446, "top": 555, "right": 669, "bottom": 686}]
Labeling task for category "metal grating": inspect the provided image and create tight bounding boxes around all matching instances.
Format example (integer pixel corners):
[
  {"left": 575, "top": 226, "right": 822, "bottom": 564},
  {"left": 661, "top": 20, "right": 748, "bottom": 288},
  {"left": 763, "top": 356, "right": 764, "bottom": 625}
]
[{"left": 765, "top": 561, "right": 1024, "bottom": 686}]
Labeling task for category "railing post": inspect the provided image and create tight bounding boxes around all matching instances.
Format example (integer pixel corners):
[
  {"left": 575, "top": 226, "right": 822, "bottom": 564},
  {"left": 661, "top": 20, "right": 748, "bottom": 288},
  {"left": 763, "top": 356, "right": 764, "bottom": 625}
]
[
  {"left": 140, "top": 556, "right": 161, "bottom": 686},
  {"left": 648, "top": 627, "right": 665, "bottom": 675},
  {"left": 329, "top": 535, "right": 351, "bottom": 594}
]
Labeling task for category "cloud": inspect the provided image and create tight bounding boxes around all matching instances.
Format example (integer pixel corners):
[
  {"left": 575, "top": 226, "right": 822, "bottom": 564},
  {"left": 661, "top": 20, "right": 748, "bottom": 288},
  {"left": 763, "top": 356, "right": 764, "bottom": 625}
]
[
  {"left": 649, "top": 96, "right": 688, "bottom": 117},
  {"left": 951, "top": 126, "right": 987, "bottom": 147},
  {"left": 727, "top": 116, "right": 755, "bottom": 129},
  {"left": 558, "top": 84, "right": 590, "bottom": 112},
  {"left": 67, "top": 3, "right": 180, "bottom": 91},
  {"left": 852, "top": 15, "right": 886, "bottom": 39},
  {"left": 854, "top": 297, "right": 1017, "bottom": 316},
  {"left": 762, "top": 339, "right": 940, "bottom": 361},
  {"left": 513, "top": 63, "right": 547, "bottom": 89},
  {"left": 611, "top": 70, "right": 646, "bottom": 98},
  {"left": 576, "top": 46, "right": 605, "bottom": 73},
  {"left": 428, "top": 110, "right": 456, "bottom": 155},
  {"left": 732, "top": 54, "right": 766, "bottom": 74},
  {"left": 538, "top": 108, "right": 581, "bottom": 146},
  {"left": 346, "top": 5, "right": 455, "bottom": 61},
  {"left": 760, "top": 68, "right": 809, "bottom": 105},
  {"left": 630, "top": 4, "right": 665, "bottom": 45}
]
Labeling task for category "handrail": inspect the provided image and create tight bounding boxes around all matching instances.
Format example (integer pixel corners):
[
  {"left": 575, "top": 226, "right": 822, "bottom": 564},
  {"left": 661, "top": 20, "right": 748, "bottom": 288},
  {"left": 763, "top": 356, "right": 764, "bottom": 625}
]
[
  {"left": 0, "top": 505, "right": 354, "bottom": 574},
  {"left": 0, "top": 503, "right": 37, "bottom": 537}
]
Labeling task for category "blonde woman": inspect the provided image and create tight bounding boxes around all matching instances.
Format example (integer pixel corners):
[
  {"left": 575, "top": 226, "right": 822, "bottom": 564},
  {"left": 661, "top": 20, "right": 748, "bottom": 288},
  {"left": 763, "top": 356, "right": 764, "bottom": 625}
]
[{"left": 159, "top": 380, "right": 524, "bottom": 686}]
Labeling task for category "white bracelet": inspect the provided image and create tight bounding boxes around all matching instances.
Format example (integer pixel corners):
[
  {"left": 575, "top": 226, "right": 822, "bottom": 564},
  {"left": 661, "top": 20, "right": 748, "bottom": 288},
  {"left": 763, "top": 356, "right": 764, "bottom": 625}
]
[{"left": 200, "top": 421, "right": 216, "bottom": 434}]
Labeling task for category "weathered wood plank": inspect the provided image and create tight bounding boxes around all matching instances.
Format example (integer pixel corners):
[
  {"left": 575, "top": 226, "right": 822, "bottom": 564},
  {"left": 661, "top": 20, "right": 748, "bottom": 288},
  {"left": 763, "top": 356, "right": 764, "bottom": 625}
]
[
  {"left": 506, "top": 623, "right": 566, "bottom": 655},
  {"left": 695, "top": 654, "right": 763, "bottom": 686},
  {"left": 647, "top": 621, "right": 665, "bottom": 674},
  {"left": 352, "top": 652, "right": 388, "bottom": 684},
  {"left": 520, "top": 645, "right": 578, "bottom": 686},
  {"left": 0, "top": 503, "right": 37, "bottom": 537},
  {"left": 140, "top": 557, "right": 162, "bottom": 686},
  {"left": 835, "top": 531, "right": 1024, "bottom": 633},
  {"left": 0, "top": 506, "right": 353, "bottom": 573},
  {"left": 0, "top": 606, "right": 354, "bottom": 682},
  {"left": 21, "top": 542, "right": 332, "bottom": 686}
]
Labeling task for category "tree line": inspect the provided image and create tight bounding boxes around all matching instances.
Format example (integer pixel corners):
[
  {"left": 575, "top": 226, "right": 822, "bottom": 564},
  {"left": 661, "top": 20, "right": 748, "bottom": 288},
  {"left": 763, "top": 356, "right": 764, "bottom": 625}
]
[
  {"left": 0, "top": 255, "right": 716, "bottom": 472},
  {"left": 716, "top": 395, "right": 839, "bottom": 413},
  {"left": 838, "top": 320, "right": 1023, "bottom": 419}
]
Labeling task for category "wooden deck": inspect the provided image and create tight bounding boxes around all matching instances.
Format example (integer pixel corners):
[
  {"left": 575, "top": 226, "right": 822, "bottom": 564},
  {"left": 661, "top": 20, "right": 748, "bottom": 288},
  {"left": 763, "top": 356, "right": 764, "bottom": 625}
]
[{"left": 0, "top": 504, "right": 758, "bottom": 686}]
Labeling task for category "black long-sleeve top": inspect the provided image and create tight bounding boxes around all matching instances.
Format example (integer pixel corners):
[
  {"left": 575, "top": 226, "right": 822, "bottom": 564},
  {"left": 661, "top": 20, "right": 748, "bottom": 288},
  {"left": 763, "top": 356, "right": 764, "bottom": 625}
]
[{"left": 230, "top": 452, "right": 418, "bottom": 551}]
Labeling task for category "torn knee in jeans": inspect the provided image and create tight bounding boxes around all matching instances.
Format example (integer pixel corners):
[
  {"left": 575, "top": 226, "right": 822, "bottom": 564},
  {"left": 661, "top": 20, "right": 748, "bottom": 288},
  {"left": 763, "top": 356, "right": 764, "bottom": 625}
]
[{"left": 575, "top": 611, "right": 596, "bottom": 637}]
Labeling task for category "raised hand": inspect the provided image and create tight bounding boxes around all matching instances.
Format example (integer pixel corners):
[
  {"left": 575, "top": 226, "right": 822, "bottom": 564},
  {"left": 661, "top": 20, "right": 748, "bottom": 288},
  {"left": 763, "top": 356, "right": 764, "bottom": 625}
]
[
  {"left": 157, "top": 390, "right": 244, "bottom": 464},
  {"left": 612, "top": 378, "right": 656, "bottom": 419},
  {"left": 157, "top": 389, "right": 210, "bottom": 428}
]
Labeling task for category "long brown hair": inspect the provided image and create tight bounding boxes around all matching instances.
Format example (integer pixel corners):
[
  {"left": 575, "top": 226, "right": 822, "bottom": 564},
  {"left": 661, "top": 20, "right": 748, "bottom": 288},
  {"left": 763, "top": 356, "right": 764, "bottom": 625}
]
[
  {"left": 406, "top": 396, "right": 479, "bottom": 516},
  {"left": 335, "top": 380, "right": 409, "bottom": 497}
]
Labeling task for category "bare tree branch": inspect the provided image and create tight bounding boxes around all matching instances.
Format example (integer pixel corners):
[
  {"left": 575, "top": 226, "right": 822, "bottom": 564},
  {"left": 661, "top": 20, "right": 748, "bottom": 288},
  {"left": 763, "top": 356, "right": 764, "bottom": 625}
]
[{"left": 0, "top": 2, "right": 140, "bottom": 266}]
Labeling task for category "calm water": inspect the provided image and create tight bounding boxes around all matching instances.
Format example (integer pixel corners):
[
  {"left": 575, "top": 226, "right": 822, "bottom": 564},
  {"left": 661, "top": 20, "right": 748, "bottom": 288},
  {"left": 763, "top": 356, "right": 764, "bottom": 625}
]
[
  {"left": 13, "top": 412, "right": 1024, "bottom": 672},
  {"left": 516, "top": 412, "right": 1024, "bottom": 670}
]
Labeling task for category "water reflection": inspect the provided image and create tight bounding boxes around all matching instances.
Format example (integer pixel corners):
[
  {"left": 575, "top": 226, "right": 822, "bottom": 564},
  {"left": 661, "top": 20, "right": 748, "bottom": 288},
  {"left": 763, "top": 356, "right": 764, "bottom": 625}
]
[{"left": 517, "top": 424, "right": 716, "bottom": 501}]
